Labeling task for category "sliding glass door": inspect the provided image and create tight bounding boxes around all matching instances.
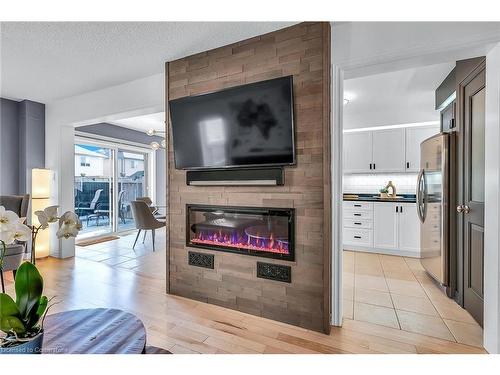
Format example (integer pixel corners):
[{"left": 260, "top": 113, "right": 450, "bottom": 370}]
[
  {"left": 74, "top": 144, "right": 114, "bottom": 237},
  {"left": 74, "top": 138, "right": 152, "bottom": 238},
  {"left": 117, "top": 150, "right": 148, "bottom": 232}
]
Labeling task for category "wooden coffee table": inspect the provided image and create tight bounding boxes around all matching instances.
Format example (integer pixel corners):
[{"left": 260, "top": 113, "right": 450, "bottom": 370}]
[{"left": 42, "top": 308, "right": 146, "bottom": 354}]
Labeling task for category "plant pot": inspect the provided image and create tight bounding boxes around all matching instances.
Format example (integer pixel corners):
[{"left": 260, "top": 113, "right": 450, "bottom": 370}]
[
  {"left": 0, "top": 331, "right": 44, "bottom": 354},
  {"left": 379, "top": 192, "right": 388, "bottom": 198}
]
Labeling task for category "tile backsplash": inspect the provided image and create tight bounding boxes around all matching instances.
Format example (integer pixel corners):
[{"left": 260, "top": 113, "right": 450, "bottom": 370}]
[{"left": 343, "top": 173, "right": 418, "bottom": 195}]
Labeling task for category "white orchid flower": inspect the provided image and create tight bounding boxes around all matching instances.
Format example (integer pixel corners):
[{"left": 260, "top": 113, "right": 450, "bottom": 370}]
[
  {"left": 56, "top": 211, "right": 82, "bottom": 239},
  {"left": 12, "top": 223, "right": 32, "bottom": 242},
  {"left": 0, "top": 229, "right": 15, "bottom": 245},
  {"left": 0, "top": 206, "right": 20, "bottom": 231},
  {"left": 35, "top": 205, "right": 59, "bottom": 229},
  {"left": 34, "top": 210, "right": 49, "bottom": 229},
  {"left": 44, "top": 206, "right": 59, "bottom": 223}
]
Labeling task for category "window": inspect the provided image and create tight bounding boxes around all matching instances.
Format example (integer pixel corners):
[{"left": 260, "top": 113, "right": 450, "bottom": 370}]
[{"left": 80, "top": 156, "right": 90, "bottom": 167}]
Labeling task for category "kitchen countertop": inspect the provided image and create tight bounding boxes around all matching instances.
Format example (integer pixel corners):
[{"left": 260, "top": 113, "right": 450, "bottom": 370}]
[{"left": 343, "top": 193, "right": 416, "bottom": 203}]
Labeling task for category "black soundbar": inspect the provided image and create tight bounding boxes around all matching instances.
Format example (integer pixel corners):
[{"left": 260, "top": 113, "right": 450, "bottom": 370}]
[{"left": 186, "top": 168, "right": 284, "bottom": 186}]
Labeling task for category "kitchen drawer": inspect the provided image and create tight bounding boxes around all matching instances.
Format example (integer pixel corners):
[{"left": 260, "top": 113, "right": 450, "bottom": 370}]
[
  {"left": 343, "top": 209, "right": 374, "bottom": 220},
  {"left": 343, "top": 201, "right": 373, "bottom": 211},
  {"left": 343, "top": 228, "right": 373, "bottom": 247},
  {"left": 343, "top": 218, "right": 373, "bottom": 229}
]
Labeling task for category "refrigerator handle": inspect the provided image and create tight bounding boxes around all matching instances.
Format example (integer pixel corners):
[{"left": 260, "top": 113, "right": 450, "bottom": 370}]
[{"left": 416, "top": 169, "right": 425, "bottom": 223}]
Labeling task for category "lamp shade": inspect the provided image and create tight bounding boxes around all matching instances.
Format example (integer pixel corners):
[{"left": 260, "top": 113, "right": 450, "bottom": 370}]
[
  {"left": 32, "top": 169, "right": 52, "bottom": 199},
  {"left": 31, "top": 168, "right": 53, "bottom": 259}
]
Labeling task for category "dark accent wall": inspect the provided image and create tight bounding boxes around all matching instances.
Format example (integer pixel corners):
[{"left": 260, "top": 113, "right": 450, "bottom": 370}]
[
  {"left": 18, "top": 100, "right": 46, "bottom": 194},
  {"left": 0, "top": 98, "right": 45, "bottom": 195},
  {"left": 166, "top": 22, "right": 331, "bottom": 333},
  {"left": 0, "top": 98, "right": 20, "bottom": 194},
  {"left": 77, "top": 123, "right": 166, "bottom": 208}
]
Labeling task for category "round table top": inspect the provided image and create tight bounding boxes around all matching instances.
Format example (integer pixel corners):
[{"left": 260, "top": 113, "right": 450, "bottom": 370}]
[{"left": 42, "top": 308, "right": 146, "bottom": 354}]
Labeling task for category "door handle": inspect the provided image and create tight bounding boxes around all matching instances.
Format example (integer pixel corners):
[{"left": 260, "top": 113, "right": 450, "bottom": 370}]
[{"left": 457, "top": 205, "right": 470, "bottom": 214}]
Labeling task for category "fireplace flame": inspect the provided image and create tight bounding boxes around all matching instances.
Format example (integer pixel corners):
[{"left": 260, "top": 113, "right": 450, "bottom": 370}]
[{"left": 191, "top": 230, "right": 289, "bottom": 255}]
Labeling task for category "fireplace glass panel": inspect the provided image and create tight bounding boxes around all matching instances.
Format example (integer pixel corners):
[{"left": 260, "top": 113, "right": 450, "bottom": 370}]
[{"left": 187, "top": 205, "right": 294, "bottom": 261}]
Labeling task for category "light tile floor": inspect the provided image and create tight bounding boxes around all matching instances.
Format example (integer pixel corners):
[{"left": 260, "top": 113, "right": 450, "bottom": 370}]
[
  {"left": 343, "top": 250, "right": 484, "bottom": 348},
  {"left": 75, "top": 229, "right": 166, "bottom": 278}
]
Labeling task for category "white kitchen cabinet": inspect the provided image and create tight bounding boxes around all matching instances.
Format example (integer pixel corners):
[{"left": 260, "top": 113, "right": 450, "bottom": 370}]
[
  {"left": 405, "top": 125, "right": 440, "bottom": 172},
  {"left": 343, "top": 132, "right": 373, "bottom": 173},
  {"left": 372, "top": 129, "right": 406, "bottom": 173},
  {"left": 343, "top": 201, "right": 420, "bottom": 257},
  {"left": 373, "top": 202, "right": 399, "bottom": 250},
  {"left": 398, "top": 203, "right": 420, "bottom": 254}
]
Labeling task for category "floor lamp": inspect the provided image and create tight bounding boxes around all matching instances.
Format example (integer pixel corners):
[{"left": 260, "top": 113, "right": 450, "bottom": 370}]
[{"left": 31, "top": 168, "right": 53, "bottom": 260}]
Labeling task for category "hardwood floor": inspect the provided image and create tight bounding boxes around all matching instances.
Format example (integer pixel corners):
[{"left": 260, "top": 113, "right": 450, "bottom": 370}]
[{"left": 1, "top": 232, "right": 486, "bottom": 354}]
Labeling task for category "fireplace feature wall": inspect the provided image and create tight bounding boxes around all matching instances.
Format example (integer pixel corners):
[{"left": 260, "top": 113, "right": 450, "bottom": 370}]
[
  {"left": 187, "top": 205, "right": 294, "bottom": 261},
  {"left": 166, "top": 22, "right": 331, "bottom": 333}
]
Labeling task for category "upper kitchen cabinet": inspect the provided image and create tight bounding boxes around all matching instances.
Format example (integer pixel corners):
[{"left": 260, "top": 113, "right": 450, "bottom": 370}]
[
  {"left": 343, "top": 125, "right": 440, "bottom": 174},
  {"left": 405, "top": 125, "right": 440, "bottom": 172},
  {"left": 343, "top": 132, "right": 373, "bottom": 173},
  {"left": 372, "top": 128, "right": 406, "bottom": 173}
]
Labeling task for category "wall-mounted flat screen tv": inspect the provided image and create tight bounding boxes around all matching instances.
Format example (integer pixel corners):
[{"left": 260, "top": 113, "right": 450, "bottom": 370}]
[{"left": 169, "top": 76, "right": 295, "bottom": 170}]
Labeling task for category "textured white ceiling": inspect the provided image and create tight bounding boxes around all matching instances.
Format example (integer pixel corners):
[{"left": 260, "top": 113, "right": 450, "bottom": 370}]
[
  {"left": 0, "top": 22, "right": 295, "bottom": 103},
  {"left": 110, "top": 111, "right": 164, "bottom": 132},
  {"left": 344, "top": 62, "right": 455, "bottom": 129}
]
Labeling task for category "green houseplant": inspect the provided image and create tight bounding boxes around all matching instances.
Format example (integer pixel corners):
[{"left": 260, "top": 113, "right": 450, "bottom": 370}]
[
  {"left": 0, "top": 261, "right": 52, "bottom": 354},
  {"left": 0, "top": 205, "right": 80, "bottom": 353}
]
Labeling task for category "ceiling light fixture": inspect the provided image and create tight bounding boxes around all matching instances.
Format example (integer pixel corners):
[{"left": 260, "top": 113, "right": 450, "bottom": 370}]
[{"left": 146, "top": 128, "right": 167, "bottom": 150}]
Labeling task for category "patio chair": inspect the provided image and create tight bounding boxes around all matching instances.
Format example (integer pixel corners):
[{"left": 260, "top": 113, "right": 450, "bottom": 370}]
[
  {"left": 130, "top": 200, "right": 165, "bottom": 251},
  {"left": 76, "top": 188, "right": 103, "bottom": 218},
  {"left": 118, "top": 190, "right": 127, "bottom": 224}
]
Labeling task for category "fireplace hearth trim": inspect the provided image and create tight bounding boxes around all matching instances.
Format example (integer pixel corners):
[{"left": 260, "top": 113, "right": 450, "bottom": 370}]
[{"left": 186, "top": 204, "right": 295, "bottom": 262}]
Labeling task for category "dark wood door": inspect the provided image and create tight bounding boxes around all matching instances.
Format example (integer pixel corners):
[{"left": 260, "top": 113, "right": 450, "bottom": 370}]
[{"left": 458, "top": 60, "right": 486, "bottom": 326}]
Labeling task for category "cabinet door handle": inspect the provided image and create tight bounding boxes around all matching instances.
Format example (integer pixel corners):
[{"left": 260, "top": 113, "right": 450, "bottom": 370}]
[
  {"left": 354, "top": 213, "right": 361, "bottom": 216},
  {"left": 396, "top": 206, "right": 399, "bottom": 213},
  {"left": 400, "top": 206, "right": 403, "bottom": 213},
  {"left": 406, "top": 162, "right": 410, "bottom": 169},
  {"left": 354, "top": 222, "right": 362, "bottom": 225},
  {"left": 369, "top": 163, "right": 372, "bottom": 170},
  {"left": 354, "top": 204, "right": 362, "bottom": 207},
  {"left": 354, "top": 236, "right": 362, "bottom": 239}
]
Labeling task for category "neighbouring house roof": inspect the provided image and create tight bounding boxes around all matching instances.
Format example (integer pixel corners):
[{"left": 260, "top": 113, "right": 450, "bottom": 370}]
[{"left": 75, "top": 145, "right": 108, "bottom": 158}]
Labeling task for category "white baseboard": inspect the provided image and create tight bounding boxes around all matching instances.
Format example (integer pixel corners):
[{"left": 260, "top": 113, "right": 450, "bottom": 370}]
[{"left": 343, "top": 246, "right": 421, "bottom": 258}]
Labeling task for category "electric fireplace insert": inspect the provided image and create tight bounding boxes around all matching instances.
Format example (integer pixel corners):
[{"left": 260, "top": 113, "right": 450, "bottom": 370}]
[{"left": 186, "top": 204, "right": 295, "bottom": 261}]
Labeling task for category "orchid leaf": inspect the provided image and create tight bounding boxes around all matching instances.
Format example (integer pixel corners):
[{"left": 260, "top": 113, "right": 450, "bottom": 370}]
[
  {"left": 0, "top": 293, "right": 20, "bottom": 318},
  {"left": 15, "top": 261, "right": 43, "bottom": 318},
  {"left": 0, "top": 316, "right": 26, "bottom": 335}
]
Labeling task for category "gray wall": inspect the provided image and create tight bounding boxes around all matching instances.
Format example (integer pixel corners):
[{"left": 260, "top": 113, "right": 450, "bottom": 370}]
[
  {"left": 77, "top": 123, "right": 166, "bottom": 208},
  {"left": 18, "top": 101, "right": 45, "bottom": 194},
  {"left": 0, "top": 98, "right": 45, "bottom": 195},
  {"left": 0, "top": 98, "right": 20, "bottom": 194}
]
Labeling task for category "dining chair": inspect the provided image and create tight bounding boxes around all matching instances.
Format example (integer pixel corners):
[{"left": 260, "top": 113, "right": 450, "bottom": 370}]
[
  {"left": 136, "top": 196, "right": 165, "bottom": 220},
  {"left": 130, "top": 201, "right": 166, "bottom": 251}
]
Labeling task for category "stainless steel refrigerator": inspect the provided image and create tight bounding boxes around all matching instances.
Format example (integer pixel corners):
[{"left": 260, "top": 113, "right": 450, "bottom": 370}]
[{"left": 417, "top": 133, "right": 453, "bottom": 286}]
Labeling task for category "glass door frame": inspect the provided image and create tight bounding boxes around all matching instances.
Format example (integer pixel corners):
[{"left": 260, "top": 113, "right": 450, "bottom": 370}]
[{"left": 74, "top": 134, "right": 156, "bottom": 236}]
